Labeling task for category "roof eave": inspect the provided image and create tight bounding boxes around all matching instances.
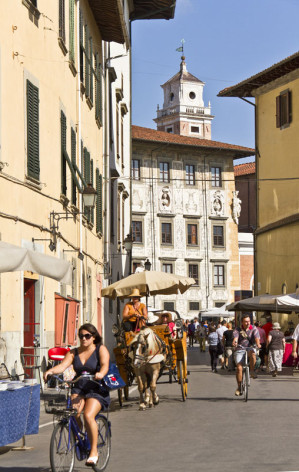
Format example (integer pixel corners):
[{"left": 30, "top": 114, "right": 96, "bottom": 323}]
[
  {"left": 130, "top": 0, "right": 176, "bottom": 20},
  {"left": 88, "top": 0, "right": 129, "bottom": 47}
]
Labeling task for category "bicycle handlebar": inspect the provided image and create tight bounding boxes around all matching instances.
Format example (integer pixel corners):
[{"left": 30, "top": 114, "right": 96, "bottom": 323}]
[{"left": 49, "top": 373, "right": 101, "bottom": 387}]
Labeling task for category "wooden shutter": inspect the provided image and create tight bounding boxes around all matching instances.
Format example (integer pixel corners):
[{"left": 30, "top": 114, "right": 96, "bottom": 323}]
[
  {"left": 91, "top": 159, "right": 94, "bottom": 224},
  {"left": 27, "top": 80, "right": 40, "bottom": 180},
  {"left": 59, "top": 0, "right": 65, "bottom": 43},
  {"left": 79, "top": 10, "right": 84, "bottom": 84},
  {"left": 276, "top": 95, "right": 281, "bottom": 128},
  {"left": 84, "top": 25, "right": 90, "bottom": 97},
  {"left": 89, "top": 39, "right": 93, "bottom": 104},
  {"left": 287, "top": 90, "right": 292, "bottom": 124},
  {"left": 69, "top": 0, "right": 75, "bottom": 63},
  {"left": 96, "top": 169, "right": 103, "bottom": 234},
  {"left": 61, "top": 110, "right": 67, "bottom": 195},
  {"left": 71, "top": 128, "right": 76, "bottom": 206}
]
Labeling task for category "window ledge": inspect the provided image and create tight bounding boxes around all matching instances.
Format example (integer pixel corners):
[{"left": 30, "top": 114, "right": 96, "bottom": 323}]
[
  {"left": 25, "top": 175, "right": 42, "bottom": 190},
  {"left": 60, "top": 194, "right": 69, "bottom": 207},
  {"left": 70, "top": 204, "right": 79, "bottom": 216},
  {"left": 69, "top": 60, "right": 77, "bottom": 77},
  {"left": 87, "top": 221, "right": 94, "bottom": 231},
  {"left": 96, "top": 231, "right": 103, "bottom": 239},
  {"left": 22, "top": 0, "right": 40, "bottom": 20},
  {"left": 96, "top": 117, "right": 102, "bottom": 129},
  {"left": 80, "top": 82, "right": 86, "bottom": 95},
  {"left": 58, "top": 37, "right": 68, "bottom": 56}
]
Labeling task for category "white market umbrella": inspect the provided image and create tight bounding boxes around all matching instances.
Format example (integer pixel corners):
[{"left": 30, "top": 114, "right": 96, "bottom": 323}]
[{"left": 0, "top": 241, "right": 72, "bottom": 284}]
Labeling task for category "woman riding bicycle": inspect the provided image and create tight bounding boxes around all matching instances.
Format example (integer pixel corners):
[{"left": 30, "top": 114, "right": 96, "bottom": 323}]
[{"left": 44, "top": 323, "right": 110, "bottom": 467}]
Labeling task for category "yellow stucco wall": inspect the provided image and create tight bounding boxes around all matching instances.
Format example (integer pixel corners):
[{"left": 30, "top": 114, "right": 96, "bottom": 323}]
[
  {"left": 255, "top": 73, "right": 299, "bottom": 328},
  {"left": 0, "top": 1, "right": 104, "bottom": 370}
]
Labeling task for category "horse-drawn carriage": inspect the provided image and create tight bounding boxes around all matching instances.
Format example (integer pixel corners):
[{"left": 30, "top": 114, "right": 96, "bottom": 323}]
[
  {"left": 112, "top": 310, "right": 188, "bottom": 407},
  {"left": 101, "top": 270, "right": 195, "bottom": 409}
]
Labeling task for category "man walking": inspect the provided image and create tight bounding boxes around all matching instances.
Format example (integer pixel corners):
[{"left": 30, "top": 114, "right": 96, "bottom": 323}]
[{"left": 216, "top": 320, "right": 228, "bottom": 369}]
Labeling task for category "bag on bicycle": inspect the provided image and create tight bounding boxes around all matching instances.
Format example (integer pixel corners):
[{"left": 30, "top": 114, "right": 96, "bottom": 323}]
[{"left": 102, "top": 363, "right": 126, "bottom": 391}]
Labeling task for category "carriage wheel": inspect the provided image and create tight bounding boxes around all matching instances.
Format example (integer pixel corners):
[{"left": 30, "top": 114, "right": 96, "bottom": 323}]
[{"left": 178, "top": 360, "right": 187, "bottom": 401}]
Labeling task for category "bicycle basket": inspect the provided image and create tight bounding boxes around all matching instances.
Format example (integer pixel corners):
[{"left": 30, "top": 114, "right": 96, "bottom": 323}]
[{"left": 44, "top": 393, "right": 68, "bottom": 415}]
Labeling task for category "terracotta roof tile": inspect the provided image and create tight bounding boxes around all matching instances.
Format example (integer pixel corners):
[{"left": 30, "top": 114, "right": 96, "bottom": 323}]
[
  {"left": 234, "top": 162, "right": 256, "bottom": 176},
  {"left": 132, "top": 125, "right": 255, "bottom": 158}
]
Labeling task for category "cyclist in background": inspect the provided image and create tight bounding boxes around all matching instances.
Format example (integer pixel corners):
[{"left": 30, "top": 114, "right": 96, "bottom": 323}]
[
  {"left": 44, "top": 323, "right": 109, "bottom": 467},
  {"left": 232, "top": 315, "right": 261, "bottom": 396}
]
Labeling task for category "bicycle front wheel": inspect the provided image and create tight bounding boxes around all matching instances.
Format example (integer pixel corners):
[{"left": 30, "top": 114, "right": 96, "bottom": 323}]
[
  {"left": 93, "top": 416, "right": 111, "bottom": 472},
  {"left": 50, "top": 422, "right": 75, "bottom": 472},
  {"left": 243, "top": 367, "right": 249, "bottom": 402}
]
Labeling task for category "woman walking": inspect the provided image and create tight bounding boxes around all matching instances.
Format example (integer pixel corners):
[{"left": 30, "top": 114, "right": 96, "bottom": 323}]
[
  {"left": 208, "top": 325, "right": 219, "bottom": 373},
  {"left": 267, "top": 322, "right": 286, "bottom": 377}
]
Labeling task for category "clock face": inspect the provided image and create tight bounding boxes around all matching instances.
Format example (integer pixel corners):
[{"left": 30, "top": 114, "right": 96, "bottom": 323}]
[{"left": 189, "top": 91, "right": 196, "bottom": 100}]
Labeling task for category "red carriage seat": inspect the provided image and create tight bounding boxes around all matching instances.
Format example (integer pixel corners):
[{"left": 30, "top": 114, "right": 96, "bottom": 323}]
[{"left": 48, "top": 347, "right": 70, "bottom": 361}]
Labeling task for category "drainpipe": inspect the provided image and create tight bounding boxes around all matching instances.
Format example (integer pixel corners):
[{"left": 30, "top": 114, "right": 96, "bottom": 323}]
[{"left": 76, "top": 0, "right": 83, "bottom": 324}]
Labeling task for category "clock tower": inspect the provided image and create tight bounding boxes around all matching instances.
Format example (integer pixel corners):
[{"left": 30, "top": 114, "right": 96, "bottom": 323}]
[{"left": 154, "top": 56, "right": 214, "bottom": 139}]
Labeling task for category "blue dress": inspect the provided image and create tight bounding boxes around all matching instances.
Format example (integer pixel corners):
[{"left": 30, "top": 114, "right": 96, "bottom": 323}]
[{"left": 71, "top": 344, "right": 110, "bottom": 410}]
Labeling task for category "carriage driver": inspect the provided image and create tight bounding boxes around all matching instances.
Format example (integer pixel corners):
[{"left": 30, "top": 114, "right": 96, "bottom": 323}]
[{"left": 122, "top": 288, "right": 148, "bottom": 332}]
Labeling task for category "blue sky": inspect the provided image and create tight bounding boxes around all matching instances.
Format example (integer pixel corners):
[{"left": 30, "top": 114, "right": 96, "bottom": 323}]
[{"left": 131, "top": 0, "right": 299, "bottom": 161}]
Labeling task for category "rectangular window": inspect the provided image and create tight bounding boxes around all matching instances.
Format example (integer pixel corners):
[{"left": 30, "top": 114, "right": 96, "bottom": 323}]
[
  {"left": 95, "top": 54, "right": 103, "bottom": 125},
  {"left": 166, "top": 127, "right": 173, "bottom": 133},
  {"left": 187, "top": 224, "right": 198, "bottom": 245},
  {"left": 131, "top": 159, "right": 140, "bottom": 180},
  {"left": 160, "top": 162, "right": 169, "bottom": 183},
  {"left": 162, "top": 263, "right": 173, "bottom": 273},
  {"left": 96, "top": 169, "right": 103, "bottom": 234},
  {"left": 132, "top": 221, "right": 142, "bottom": 243},
  {"left": 186, "top": 164, "right": 195, "bottom": 185},
  {"left": 69, "top": 0, "right": 75, "bottom": 63},
  {"left": 276, "top": 89, "right": 292, "bottom": 128},
  {"left": 84, "top": 25, "right": 90, "bottom": 97},
  {"left": 213, "top": 226, "right": 224, "bottom": 246},
  {"left": 59, "top": 0, "right": 65, "bottom": 43},
  {"left": 26, "top": 80, "right": 40, "bottom": 181},
  {"left": 189, "top": 301, "right": 200, "bottom": 311},
  {"left": 191, "top": 126, "right": 199, "bottom": 133},
  {"left": 79, "top": 10, "right": 84, "bottom": 84},
  {"left": 71, "top": 128, "right": 76, "bottom": 206},
  {"left": 162, "top": 222, "right": 172, "bottom": 244},
  {"left": 214, "top": 265, "right": 225, "bottom": 286},
  {"left": 164, "top": 302, "right": 175, "bottom": 311},
  {"left": 61, "top": 110, "right": 67, "bottom": 195},
  {"left": 188, "top": 264, "right": 199, "bottom": 285},
  {"left": 211, "top": 167, "right": 221, "bottom": 187}
]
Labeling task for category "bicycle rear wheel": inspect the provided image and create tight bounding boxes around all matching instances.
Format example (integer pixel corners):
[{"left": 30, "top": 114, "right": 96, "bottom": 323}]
[
  {"left": 50, "top": 422, "right": 75, "bottom": 472},
  {"left": 92, "top": 416, "right": 111, "bottom": 472}
]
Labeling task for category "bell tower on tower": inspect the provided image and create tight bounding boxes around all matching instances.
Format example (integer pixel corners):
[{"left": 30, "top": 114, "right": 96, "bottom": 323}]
[{"left": 154, "top": 56, "right": 214, "bottom": 139}]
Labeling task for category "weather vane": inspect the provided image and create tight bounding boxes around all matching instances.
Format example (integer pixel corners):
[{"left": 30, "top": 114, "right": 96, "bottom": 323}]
[{"left": 176, "top": 38, "right": 185, "bottom": 54}]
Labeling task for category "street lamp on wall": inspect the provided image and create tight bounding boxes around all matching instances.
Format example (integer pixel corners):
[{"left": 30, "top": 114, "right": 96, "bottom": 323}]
[
  {"left": 123, "top": 233, "right": 133, "bottom": 275},
  {"left": 144, "top": 258, "right": 151, "bottom": 271},
  {"left": 49, "top": 183, "right": 97, "bottom": 253}
]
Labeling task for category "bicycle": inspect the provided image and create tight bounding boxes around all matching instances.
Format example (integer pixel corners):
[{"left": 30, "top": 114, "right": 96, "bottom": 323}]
[
  {"left": 236, "top": 346, "right": 255, "bottom": 402},
  {"left": 45, "top": 374, "right": 111, "bottom": 472}
]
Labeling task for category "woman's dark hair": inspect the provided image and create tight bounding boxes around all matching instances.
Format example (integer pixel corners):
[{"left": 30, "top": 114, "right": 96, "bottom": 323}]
[
  {"left": 79, "top": 323, "right": 102, "bottom": 345},
  {"left": 209, "top": 326, "right": 216, "bottom": 333}
]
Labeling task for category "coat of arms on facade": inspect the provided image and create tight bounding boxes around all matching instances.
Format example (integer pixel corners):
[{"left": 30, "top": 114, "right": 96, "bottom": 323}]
[
  {"left": 159, "top": 186, "right": 172, "bottom": 212},
  {"left": 232, "top": 190, "right": 242, "bottom": 224},
  {"left": 185, "top": 191, "right": 198, "bottom": 214},
  {"left": 211, "top": 190, "right": 224, "bottom": 217}
]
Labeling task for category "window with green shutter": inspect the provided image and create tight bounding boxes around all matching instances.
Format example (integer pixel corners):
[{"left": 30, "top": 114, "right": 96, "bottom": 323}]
[
  {"left": 79, "top": 10, "right": 84, "bottom": 84},
  {"left": 61, "top": 111, "right": 67, "bottom": 195},
  {"left": 84, "top": 25, "right": 90, "bottom": 97},
  {"left": 59, "top": 0, "right": 65, "bottom": 43},
  {"left": 89, "top": 38, "right": 93, "bottom": 104},
  {"left": 26, "top": 80, "right": 40, "bottom": 181},
  {"left": 69, "top": 0, "right": 75, "bottom": 64},
  {"left": 71, "top": 127, "right": 76, "bottom": 206},
  {"left": 96, "top": 169, "right": 103, "bottom": 234},
  {"left": 95, "top": 54, "right": 103, "bottom": 126}
]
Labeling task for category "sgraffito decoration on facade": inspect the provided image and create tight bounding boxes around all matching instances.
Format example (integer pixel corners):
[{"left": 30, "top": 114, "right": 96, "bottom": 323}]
[
  {"left": 232, "top": 190, "right": 242, "bottom": 224},
  {"left": 211, "top": 190, "right": 225, "bottom": 217},
  {"left": 185, "top": 191, "right": 198, "bottom": 214},
  {"left": 159, "top": 186, "right": 172, "bottom": 213},
  {"left": 175, "top": 220, "right": 184, "bottom": 250},
  {"left": 132, "top": 189, "right": 144, "bottom": 210}
]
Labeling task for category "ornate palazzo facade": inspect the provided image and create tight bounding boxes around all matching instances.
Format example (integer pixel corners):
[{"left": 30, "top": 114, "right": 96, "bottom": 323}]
[{"left": 131, "top": 126, "right": 254, "bottom": 317}]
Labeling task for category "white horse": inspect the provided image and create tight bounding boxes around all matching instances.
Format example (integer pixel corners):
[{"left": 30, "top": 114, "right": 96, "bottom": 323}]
[{"left": 128, "top": 327, "right": 167, "bottom": 411}]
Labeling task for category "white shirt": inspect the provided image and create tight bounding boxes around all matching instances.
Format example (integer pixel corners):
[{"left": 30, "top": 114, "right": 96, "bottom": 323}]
[
  {"left": 292, "top": 323, "right": 299, "bottom": 341},
  {"left": 216, "top": 326, "right": 228, "bottom": 340}
]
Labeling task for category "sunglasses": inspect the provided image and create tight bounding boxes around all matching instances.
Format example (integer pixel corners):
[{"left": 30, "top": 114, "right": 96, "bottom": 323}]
[{"left": 79, "top": 333, "right": 93, "bottom": 340}]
